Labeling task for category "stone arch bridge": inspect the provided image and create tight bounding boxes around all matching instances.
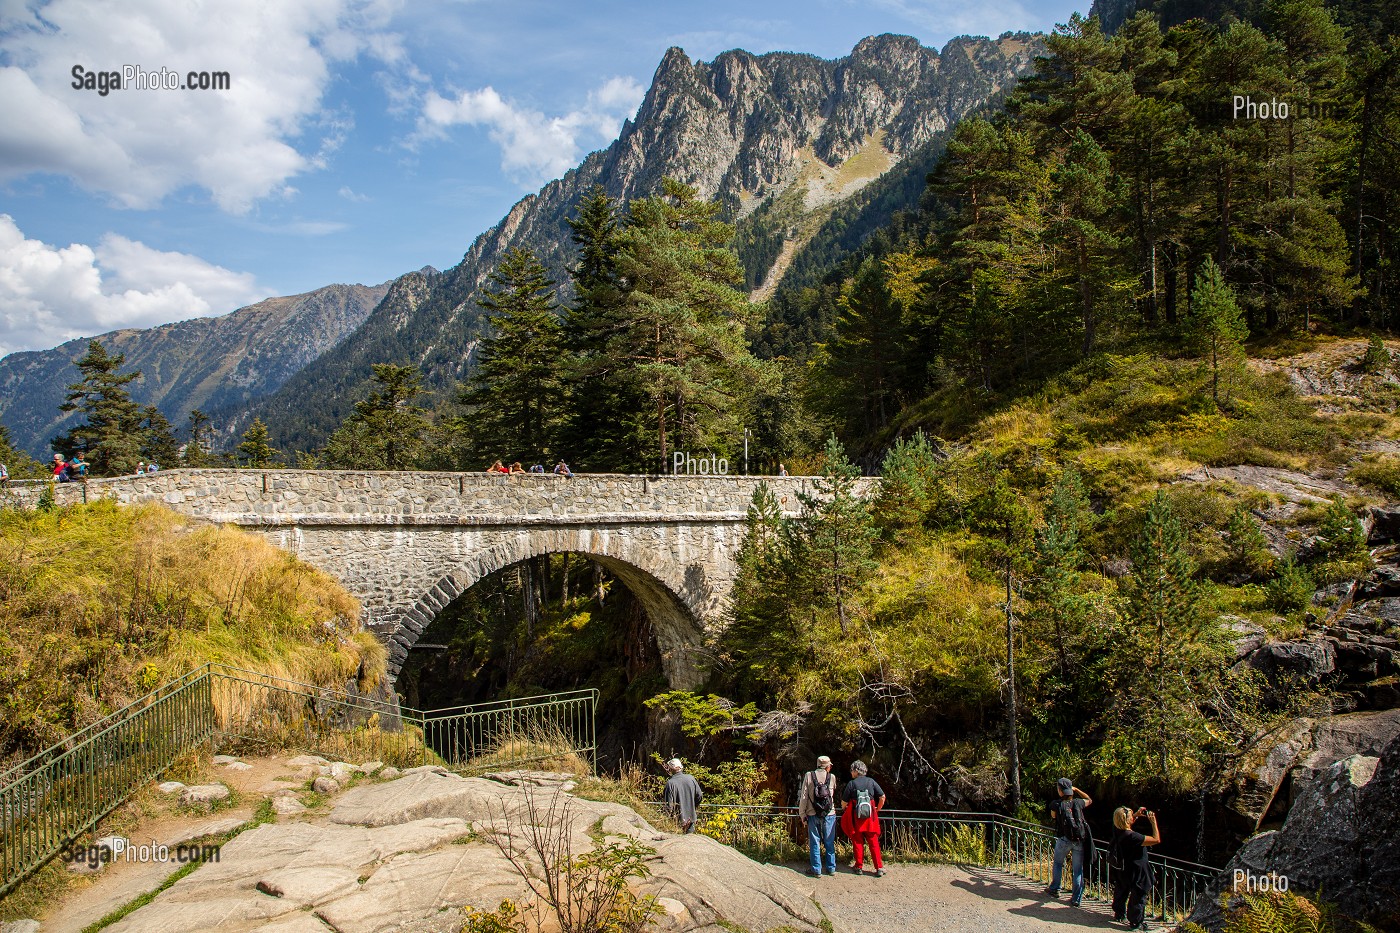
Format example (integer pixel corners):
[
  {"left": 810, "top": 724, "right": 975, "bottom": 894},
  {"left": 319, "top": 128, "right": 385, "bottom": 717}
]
[{"left": 25, "top": 470, "right": 874, "bottom": 687}]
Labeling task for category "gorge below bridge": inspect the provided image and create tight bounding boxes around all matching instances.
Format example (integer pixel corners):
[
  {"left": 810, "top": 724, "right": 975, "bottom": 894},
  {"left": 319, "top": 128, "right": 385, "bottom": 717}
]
[{"left": 23, "top": 469, "right": 874, "bottom": 687}]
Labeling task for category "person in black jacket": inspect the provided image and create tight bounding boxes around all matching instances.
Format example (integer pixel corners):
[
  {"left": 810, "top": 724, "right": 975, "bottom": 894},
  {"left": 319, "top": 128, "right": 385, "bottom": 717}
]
[
  {"left": 1045, "top": 777, "right": 1093, "bottom": 906},
  {"left": 1111, "top": 806, "right": 1161, "bottom": 930}
]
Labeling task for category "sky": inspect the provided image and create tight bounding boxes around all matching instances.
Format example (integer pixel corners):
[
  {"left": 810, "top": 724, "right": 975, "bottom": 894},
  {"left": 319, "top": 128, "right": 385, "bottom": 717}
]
[{"left": 0, "top": 0, "right": 1088, "bottom": 358}]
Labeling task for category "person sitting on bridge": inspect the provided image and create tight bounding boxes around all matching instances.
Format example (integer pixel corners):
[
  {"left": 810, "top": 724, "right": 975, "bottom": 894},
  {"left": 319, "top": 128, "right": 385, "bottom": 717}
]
[
  {"left": 72, "top": 452, "right": 89, "bottom": 481},
  {"left": 509, "top": 461, "right": 526, "bottom": 474},
  {"left": 53, "top": 454, "right": 71, "bottom": 482},
  {"left": 529, "top": 463, "right": 546, "bottom": 473},
  {"left": 487, "top": 460, "right": 508, "bottom": 474},
  {"left": 553, "top": 460, "right": 573, "bottom": 477}
]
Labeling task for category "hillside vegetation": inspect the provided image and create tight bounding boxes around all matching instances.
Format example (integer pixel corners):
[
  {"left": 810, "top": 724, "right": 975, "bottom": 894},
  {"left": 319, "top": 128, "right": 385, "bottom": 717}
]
[{"left": 0, "top": 500, "right": 381, "bottom": 767}]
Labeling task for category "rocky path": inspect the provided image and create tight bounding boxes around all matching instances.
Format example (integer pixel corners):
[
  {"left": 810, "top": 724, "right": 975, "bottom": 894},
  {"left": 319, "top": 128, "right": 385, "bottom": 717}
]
[{"left": 801, "top": 863, "right": 1131, "bottom": 933}]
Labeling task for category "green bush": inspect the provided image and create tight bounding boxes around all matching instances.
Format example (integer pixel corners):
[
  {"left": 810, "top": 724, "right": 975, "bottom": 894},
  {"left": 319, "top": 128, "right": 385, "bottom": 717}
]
[{"left": 1266, "top": 559, "right": 1314, "bottom": 613}]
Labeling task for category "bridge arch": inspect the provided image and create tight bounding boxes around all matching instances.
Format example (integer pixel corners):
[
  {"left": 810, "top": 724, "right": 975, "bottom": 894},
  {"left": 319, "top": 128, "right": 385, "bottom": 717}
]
[{"left": 399, "top": 527, "right": 712, "bottom": 688}]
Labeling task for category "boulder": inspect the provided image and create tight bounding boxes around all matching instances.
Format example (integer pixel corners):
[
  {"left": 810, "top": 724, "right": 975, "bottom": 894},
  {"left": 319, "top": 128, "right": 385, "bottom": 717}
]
[
  {"left": 378, "top": 766, "right": 401, "bottom": 780},
  {"left": 1369, "top": 505, "right": 1400, "bottom": 545},
  {"left": 156, "top": 781, "right": 185, "bottom": 794},
  {"left": 212, "top": 755, "right": 239, "bottom": 765},
  {"left": 256, "top": 866, "right": 360, "bottom": 907},
  {"left": 272, "top": 796, "right": 307, "bottom": 816},
  {"left": 1227, "top": 710, "right": 1400, "bottom": 830},
  {"left": 179, "top": 783, "right": 230, "bottom": 807},
  {"left": 1223, "top": 616, "right": 1268, "bottom": 661},
  {"left": 319, "top": 762, "right": 356, "bottom": 783},
  {"left": 1, "top": 921, "right": 41, "bottom": 933},
  {"left": 1239, "top": 639, "right": 1336, "bottom": 684},
  {"left": 286, "top": 755, "right": 329, "bottom": 768},
  {"left": 1190, "top": 755, "right": 1383, "bottom": 931},
  {"left": 356, "top": 760, "right": 384, "bottom": 775},
  {"left": 312, "top": 776, "right": 340, "bottom": 795},
  {"left": 1360, "top": 564, "right": 1400, "bottom": 601}
]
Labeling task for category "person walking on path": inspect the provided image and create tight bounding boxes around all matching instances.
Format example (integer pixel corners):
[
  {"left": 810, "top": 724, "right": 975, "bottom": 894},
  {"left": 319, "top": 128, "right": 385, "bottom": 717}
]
[
  {"left": 840, "top": 760, "right": 886, "bottom": 876},
  {"left": 1045, "top": 777, "right": 1092, "bottom": 906},
  {"left": 798, "top": 755, "right": 838, "bottom": 877},
  {"left": 662, "top": 758, "right": 703, "bottom": 834},
  {"left": 1111, "top": 806, "right": 1160, "bottom": 930}
]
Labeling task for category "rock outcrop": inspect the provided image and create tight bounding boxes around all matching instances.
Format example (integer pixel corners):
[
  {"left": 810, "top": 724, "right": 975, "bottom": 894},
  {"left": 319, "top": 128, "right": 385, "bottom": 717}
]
[
  {"left": 1190, "top": 739, "right": 1400, "bottom": 931},
  {"left": 102, "top": 770, "right": 826, "bottom": 933}
]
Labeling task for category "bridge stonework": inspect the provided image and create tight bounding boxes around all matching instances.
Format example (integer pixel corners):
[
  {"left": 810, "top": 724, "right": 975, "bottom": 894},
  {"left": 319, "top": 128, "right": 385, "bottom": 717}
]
[{"left": 16, "top": 470, "right": 858, "bottom": 688}]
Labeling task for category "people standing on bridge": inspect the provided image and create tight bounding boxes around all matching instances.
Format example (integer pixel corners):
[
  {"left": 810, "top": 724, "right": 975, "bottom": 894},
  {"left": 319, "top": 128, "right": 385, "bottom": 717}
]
[
  {"left": 662, "top": 758, "right": 703, "bottom": 834},
  {"left": 0, "top": 461, "right": 7, "bottom": 487},
  {"left": 487, "top": 460, "right": 508, "bottom": 474},
  {"left": 72, "top": 452, "right": 89, "bottom": 482},
  {"left": 553, "top": 460, "right": 573, "bottom": 477},
  {"left": 798, "top": 755, "right": 838, "bottom": 877},
  {"left": 1111, "top": 806, "right": 1159, "bottom": 930},
  {"left": 53, "top": 454, "right": 71, "bottom": 482},
  {"left": 509, "top": 461, "right": 526, "bottom": 474},
  {"left": 146, "top": 460, "right": 159, "bottom": 473},
  {"left": 778, "top": 464, "right": 788, "bottom": 476},
  {"left": 1045, "top": 777, "right": 1092, "bottom": 907},
  {"left": 529, "top": 463, "right": 546, "bottom": 474},
  {"left": 840, "top": 760, "right": 886, "bottom": 876}
]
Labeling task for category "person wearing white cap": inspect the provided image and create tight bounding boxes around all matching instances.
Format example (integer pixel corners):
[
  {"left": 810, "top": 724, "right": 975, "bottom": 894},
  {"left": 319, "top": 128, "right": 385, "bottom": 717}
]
[
  {"left": 798, "top": 754, "right": 838, "bottom": 877},
  {"left": 662, "top": 758, "right": 703, "bottom": 833}
]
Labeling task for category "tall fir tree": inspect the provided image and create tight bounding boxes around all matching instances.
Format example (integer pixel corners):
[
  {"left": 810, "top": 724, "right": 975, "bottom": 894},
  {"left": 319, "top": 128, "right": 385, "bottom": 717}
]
[
  {"left": 1188, "top": 257, "right": 1250, "bottom": 407},
  {"left": 183, "top": 409, "right": 212, "bottom": 466},
  {"left": 454, "top": 249, "right": 566, "bottom": 466},
  {"left": 795, "top": 435, "right": 878, "bottom": 634},
  {"left": 52, "top": 339, "right": 145, "bottom": 476},
  {"left": 324, "top": 363, "right": 431, "bottom": 470},
  {"left": 138, "top": 406, "right": 180, "bottom": 467},
  {"left": 237, "top": 418, "right": 279, "bottom": 468}
]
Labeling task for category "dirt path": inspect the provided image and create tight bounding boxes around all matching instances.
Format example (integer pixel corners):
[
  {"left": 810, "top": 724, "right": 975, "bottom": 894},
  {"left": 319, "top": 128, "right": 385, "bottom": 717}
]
[{"left": 803, "top": 862, "right": 1147, "bottom": 933}]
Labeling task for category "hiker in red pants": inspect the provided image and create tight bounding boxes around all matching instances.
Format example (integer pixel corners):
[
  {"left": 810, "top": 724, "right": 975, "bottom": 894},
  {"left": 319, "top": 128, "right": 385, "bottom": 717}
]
[{"left": 840, "top": 760, "right": 887, "bottom": 876}]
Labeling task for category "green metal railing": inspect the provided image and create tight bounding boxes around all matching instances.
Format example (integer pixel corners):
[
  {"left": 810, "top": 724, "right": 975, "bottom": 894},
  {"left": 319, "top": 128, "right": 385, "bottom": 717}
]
[
  {"left": 0, "top": 664, "right": 597, "bottom": 897},
  {"left": 419, "top": 689, "right": 598, "bottom": 773},
  {"left": 692, "top": 804, "right": 1218, "bottom": 922}
]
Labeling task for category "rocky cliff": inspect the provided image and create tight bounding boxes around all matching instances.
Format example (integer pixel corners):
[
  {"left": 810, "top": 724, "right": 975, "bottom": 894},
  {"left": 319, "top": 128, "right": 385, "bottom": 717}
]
[
  {"left": 0, "top": 281, "right": 389, "bottom": 457},
  {"left": 251, "top": 33, "right": 1042, "bottom": 453}
]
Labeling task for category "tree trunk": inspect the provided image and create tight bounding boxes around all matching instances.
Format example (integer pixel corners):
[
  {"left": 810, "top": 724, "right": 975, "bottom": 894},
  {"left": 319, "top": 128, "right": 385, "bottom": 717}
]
[{"left": 1005, "top": 562, "right": 1022, "bottom": 811}]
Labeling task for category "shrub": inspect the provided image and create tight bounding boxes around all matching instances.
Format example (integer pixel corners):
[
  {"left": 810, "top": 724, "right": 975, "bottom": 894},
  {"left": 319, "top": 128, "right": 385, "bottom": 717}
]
[
  {"left": 1362, "top": 334, "right": 1391, "bottom": 374},
  {"left": 1266, "top": 559, "right": 1314, "bottom": 613}
]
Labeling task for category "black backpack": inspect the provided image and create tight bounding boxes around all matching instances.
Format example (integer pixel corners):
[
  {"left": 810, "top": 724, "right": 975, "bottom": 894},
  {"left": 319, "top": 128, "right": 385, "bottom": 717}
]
[
  {"left": 809, "top": 771, "right": 833, "bottom": 814},
  {"left": 1056, "top": 799, "right": 1088, "bottom": 842}
]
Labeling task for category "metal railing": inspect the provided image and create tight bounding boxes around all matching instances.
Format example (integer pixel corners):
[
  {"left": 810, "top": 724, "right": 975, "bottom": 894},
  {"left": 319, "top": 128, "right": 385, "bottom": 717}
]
[
  {"left": 419, "top": 689, "right": 598, "bottom": 773},
  {"left": 690, "top": 804, "right": 1218, "bottom": 922},
  {"left": 0, "top": 664, "right": 597, "bottom": 897}
]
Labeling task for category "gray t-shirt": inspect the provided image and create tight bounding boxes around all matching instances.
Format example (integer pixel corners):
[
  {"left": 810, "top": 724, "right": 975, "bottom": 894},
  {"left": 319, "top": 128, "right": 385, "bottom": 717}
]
[{"left": 663, "top": 772, "right": 703, "bottom": 823}]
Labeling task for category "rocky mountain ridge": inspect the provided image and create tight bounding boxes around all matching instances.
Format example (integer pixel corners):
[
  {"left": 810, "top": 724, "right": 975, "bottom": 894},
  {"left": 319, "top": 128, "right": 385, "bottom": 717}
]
[
  {"left": 249, "top": 33, "right": 1042, "bottom": 453},
  {"left": 0, "top": 281, "right": 389, "bottom": 457}
]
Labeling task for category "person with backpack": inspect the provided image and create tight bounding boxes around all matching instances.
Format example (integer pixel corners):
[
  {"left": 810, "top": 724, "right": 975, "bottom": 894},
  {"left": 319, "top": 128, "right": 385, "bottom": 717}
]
[
  {"left": 1111, "top": 806, "right": 1160, "bottom": 930},
  {"left": 797, "top": 754, "right": 838, "bottom": 877},
  {"left": 1045, "top": 776, "right": 1093, "bottom": 906},
  {"left": 840, "top": 760, "right": 886, "bottom": 877}
]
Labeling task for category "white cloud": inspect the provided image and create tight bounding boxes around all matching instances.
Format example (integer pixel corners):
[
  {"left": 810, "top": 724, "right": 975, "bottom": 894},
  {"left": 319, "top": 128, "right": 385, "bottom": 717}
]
[
  {"left": 0, "top": 214, "right": 269, "bottom": 356},
  {"left": 338, "top": 186, "right": 370, "bottom": 202},
  {"left": 0, "top": 0, "right": 406, "bottom": 213},
  {"left": 418, "top": 76, "right": 645, "bottom": 187}
]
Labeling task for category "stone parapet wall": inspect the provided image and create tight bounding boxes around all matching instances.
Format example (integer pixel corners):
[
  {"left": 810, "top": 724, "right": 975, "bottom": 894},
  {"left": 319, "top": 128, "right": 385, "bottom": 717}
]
[{"left": 4, "top": 469, "right": 870, "bottom": 526}]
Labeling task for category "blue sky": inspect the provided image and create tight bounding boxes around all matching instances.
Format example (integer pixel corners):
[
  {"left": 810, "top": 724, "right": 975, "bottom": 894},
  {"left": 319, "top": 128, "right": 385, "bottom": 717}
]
[{"left": 0, "top": 0, "right": 1087, "bottom": 357}]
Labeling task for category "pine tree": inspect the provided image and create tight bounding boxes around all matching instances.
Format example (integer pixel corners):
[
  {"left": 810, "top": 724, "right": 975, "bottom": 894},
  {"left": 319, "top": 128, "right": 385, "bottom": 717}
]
[
  {"left": 52, "top": 339, "right": 145, "bottom": 476},
  {"left": 138, "top": 406, "right": 180, "bottom": 467},
  {"left": 1188, "top": 258, "right": 1249, "bottom": 408},
  {"left": 454, "top": 249, "right": 566, "bottom": 466},
  {"left": 821, "top": 259, "right": 913, "bottom": 437},
  {"left": 604, "top": 179, "right": 760, "bottom": 472},
  {"left": 1113, "top": 491, "right": 1225, "bottom": 782},
  {"left": 184, "top": 409, "right": 212, "bottom": 466},
  {"left": 796, "top": 435, "right": 877, "bottom": 635},
  {"left": 1027, "top": 468, "right": 1094, "bottom": 687},
  {"left": 237, "top": 418, "right": 279, "bottom": 468},
  {"left": 324, "top": 364, "right": 431, "bottom": 470}
]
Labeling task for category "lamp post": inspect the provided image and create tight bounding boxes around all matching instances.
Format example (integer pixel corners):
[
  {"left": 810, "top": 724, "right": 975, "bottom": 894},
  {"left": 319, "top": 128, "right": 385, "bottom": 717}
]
[{"left": 743, "top": 428, "right": 751, "bottom": 475}]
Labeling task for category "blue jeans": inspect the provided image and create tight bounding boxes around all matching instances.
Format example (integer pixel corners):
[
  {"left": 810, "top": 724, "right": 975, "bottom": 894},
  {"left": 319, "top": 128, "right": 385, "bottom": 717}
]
[
  {"left": 1049, "top": 836, "right": 1085, "bottom": 904},
  {"left": 806, "top": 814, "right": 836, "bottom": 874}
]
